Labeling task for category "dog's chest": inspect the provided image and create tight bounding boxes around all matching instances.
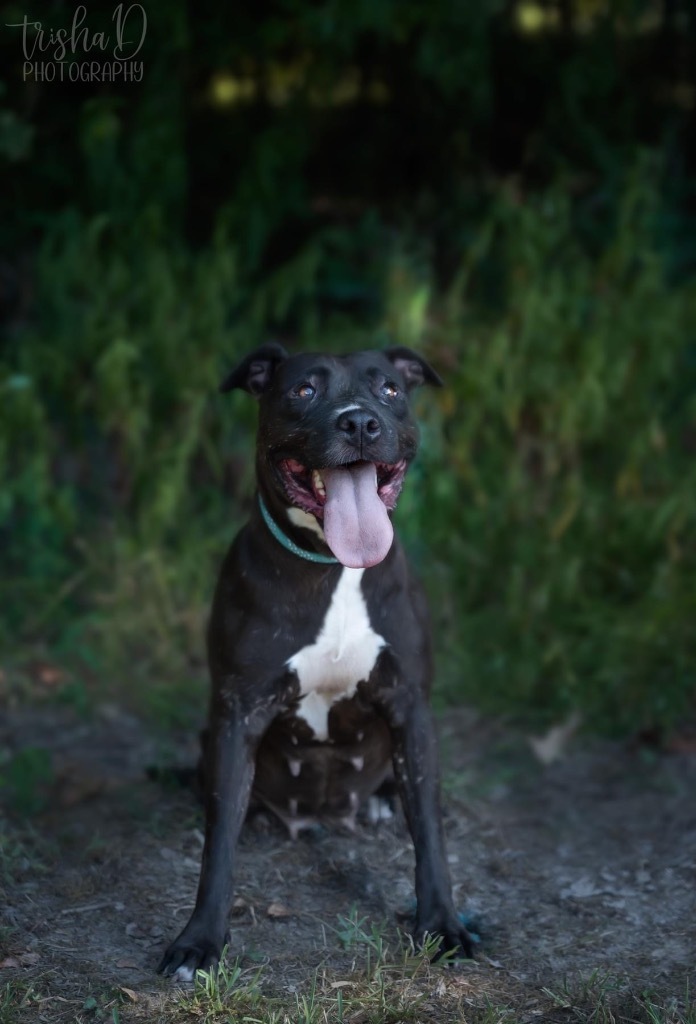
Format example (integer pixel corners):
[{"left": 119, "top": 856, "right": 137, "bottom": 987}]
[{"left": 286, "top": 568, "right": 385, "bottom": 741}]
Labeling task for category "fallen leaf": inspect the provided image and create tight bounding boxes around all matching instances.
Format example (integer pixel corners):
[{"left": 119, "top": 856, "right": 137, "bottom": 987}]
[
  {"left": 115, "top": 958, "right": 140, "bottom": 969},
  {"left": 432, "top": 977, "right": 447, "bottom": 997},
  {"left": 32, "top": 662, "right": 65, "bottom": 688},
  {"left": 118, "top": 987, "right": 139, "bottom": 1002},
  {"left": 0, "top": 951, "right": 42, "bottom": 970},
  {"left": 53, "top": 759, "right": 106, "bottom": 807},
  {"left": 529, "top": 711, "right": 582, "bottom": 765},
  {"left": 666, "top": 729, "right": 696, "bottom": 755},
  {"left": 56, "top": 779, "right": 105, "bottom": 807},
  {"left": 266, "top": 901, "right": 292, "bottom": 919},
  {"left": 484, "top": 956, "right": 505, "bottom": 969},
  {"left": 231, "top": 896, "right": 248, "bottom": 916}
]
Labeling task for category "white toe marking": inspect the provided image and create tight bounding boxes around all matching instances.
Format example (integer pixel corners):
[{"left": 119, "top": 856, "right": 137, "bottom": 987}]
[
  {"left": 289, "top": 798, "right": 298, "bottom": 815},
  {"left": 288, "top": 758, "right": 302, "bottom": 777},
  {"left": 367, "top": 796, "right": 394, "bottom": 824},
  {"left": 350, "top": 756, "right": 364, "bottom": 772},
  {"left": 286, "top": 815, "right": 316, "bottom": 840},
  {"left": 172, "top": 964, "right": 196, "bottom": 983}
]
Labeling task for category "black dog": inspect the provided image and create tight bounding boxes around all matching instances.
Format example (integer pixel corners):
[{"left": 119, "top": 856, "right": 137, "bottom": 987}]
[{"left": 158, "top": 344, "right": 473, "bottom": 980}]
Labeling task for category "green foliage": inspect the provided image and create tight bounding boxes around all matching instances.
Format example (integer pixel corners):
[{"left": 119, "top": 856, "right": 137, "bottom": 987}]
[
  {"left": 0, "top": 819, "right": 48, "bottom": 884},
  {"left": 1, "top": 162, "right": 694, "bottom": 734},
  {"left": 396, "top": 167, "right": 696, "bottom": 733},
  {"left": 0, "top": 82, "right": 33, "bottom": 161},
  {"left": 0, "top": 748, "right": 54, "bottom": 816}
]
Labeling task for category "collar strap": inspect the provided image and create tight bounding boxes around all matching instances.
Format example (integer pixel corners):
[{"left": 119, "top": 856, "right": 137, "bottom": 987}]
[{"left": 258, "top": 494, "right": 339, "bottom": 564}]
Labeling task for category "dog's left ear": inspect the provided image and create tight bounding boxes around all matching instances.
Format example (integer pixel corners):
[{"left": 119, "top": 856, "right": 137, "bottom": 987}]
[
  {"left": 219, "top": 343, "right": 289, "bottom": 396},
  {"left": 384, "top": 347, "right": 443, "bottom": 390}
]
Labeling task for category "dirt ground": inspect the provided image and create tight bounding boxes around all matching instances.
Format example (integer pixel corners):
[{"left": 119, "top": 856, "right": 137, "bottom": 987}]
[{"left": 1, "top": 701, "right": 695, "bottom": 1022}]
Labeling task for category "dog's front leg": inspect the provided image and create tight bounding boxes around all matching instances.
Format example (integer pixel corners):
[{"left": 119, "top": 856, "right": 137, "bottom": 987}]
[
  {"left": 375, "top": 666, "right": 473, "bottom": 958},
  {"left": 157, "top": 697, "right": 267, "bottom": 981}
]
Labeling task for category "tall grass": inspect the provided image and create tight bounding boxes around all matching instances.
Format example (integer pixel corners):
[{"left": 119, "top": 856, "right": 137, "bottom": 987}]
[{"left": 1, "top": 170, "right": 694, "bottom": 733}]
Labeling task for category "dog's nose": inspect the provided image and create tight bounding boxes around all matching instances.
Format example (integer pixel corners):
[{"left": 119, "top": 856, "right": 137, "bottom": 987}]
[{"left": 336, "top": 409, "right": 382, "bottom": 446}]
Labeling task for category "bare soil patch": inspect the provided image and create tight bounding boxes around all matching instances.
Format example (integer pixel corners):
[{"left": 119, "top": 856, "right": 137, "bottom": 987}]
[{"left": 1, "top": 703, "right": 694, "bottom": 1021}]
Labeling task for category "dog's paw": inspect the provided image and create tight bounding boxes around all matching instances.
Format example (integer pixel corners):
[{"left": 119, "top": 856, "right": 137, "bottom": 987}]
[
  {"left": 416, "top": 913, "right": 477, "bottom": 961},
  {"left": 157, "top": 930, "right": 226, "bottom": 981}
]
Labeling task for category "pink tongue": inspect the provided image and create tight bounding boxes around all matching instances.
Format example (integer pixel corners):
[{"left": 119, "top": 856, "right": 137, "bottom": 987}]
[{"left": 321, "top": 462, "right": 394, "bottom": 568}]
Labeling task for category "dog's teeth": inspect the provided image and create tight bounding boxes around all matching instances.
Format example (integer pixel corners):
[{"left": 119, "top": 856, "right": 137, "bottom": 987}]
[{"left": 312, "top": 470, "right": 326, "bottom": 496}]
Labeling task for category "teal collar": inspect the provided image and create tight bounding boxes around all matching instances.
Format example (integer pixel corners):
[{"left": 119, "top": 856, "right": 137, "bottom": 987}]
[{"left": 258, "top": 494, "right": 339, "bottom": 565}]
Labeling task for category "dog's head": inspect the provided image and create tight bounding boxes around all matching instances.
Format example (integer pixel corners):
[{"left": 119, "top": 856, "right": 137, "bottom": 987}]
[{"left": 220, "top": 344, "right": 442, "bottom": 569}]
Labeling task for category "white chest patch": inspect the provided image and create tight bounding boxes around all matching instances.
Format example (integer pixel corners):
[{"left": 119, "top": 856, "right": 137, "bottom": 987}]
[{"left": 286, "top": 568, "right": 385, "bottom": 741}]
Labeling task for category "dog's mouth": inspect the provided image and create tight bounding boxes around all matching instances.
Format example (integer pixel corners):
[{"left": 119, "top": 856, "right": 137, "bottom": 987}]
[
  {"left": 279, "top": 458, "right": 408, "bottom": 516},
  {"left": 277, "top": 458, "right": 408, "bottom": 569}
]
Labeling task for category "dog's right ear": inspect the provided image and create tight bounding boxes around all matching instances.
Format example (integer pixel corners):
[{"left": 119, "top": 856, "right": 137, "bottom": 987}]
[{"left": 219, "top": 343, "right": 289, "bottom": 396}]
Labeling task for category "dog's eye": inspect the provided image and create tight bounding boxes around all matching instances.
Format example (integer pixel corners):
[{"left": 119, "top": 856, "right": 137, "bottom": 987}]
[
  {"left": 294, "top": 383, "right": 316, "bottom": 399},
  {"left": 380, "top": 382, "right": 400, "bottom": 398}
]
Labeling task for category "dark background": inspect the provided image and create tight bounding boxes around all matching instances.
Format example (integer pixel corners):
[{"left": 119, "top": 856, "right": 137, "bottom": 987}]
[{"left": 1, "top": 0, "right": 695, "bottom": 737}]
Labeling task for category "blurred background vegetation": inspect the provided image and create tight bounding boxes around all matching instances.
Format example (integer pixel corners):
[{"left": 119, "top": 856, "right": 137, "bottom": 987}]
[{"left": 1, "top": 0, "right": 695, "bottom": 736}]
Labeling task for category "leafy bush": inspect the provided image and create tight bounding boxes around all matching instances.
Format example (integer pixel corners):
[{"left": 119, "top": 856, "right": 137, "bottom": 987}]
[{"left": 399, "top": 169, "right": 696, "bottom": 732}]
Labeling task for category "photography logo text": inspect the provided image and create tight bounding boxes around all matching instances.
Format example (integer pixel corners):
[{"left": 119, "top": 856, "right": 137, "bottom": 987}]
[{"left": 6, "top": 4, "right": 147, "bottom": 83}]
